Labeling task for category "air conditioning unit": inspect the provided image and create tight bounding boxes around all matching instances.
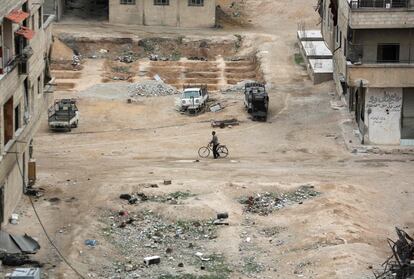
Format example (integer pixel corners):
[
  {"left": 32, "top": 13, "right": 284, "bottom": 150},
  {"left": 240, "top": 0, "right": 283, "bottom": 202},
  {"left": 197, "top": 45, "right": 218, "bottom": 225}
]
[{"left": 6, "top": 268, "right": 41, "bottom": 279}]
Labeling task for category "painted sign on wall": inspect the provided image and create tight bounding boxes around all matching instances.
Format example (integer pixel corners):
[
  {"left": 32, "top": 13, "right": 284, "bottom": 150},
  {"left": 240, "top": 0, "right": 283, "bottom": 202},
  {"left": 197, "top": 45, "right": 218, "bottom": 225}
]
[{"left": 365, "top": 88, "right": 402, "bottom": 145}]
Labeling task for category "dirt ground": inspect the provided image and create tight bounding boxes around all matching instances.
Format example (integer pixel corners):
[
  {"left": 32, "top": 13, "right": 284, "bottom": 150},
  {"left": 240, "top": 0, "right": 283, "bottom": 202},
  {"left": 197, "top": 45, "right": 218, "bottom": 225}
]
[{"left": 2, "top": 1, "right": 414, "bottom": 278}]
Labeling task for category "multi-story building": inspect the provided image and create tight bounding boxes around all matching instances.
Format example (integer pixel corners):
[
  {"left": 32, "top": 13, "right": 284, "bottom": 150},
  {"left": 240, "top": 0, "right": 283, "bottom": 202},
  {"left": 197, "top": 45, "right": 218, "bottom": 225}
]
[
  {"left": 318, "top": 0, "right": 414, "bottom": 145},
  {"left": 0, "top": 0, "right": 54, "bottom": 225},
  {"left": 45, "top": 0, "right": 216, "bottom": 28}
]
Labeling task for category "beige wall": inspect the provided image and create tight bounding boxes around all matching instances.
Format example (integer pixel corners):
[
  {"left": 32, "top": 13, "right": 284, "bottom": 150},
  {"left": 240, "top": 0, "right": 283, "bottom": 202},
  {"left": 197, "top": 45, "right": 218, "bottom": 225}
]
[
  {"left": 109, "top": 0, "right": 216, "bottom": 28},
  {"left": 109, "top": 0, "right": 143, "bottom": 25},
  {"left": 0, "top": 0, "right": 52, "bottom": 226},
  {"left": 347, "top": 64, "right": 414, "bottom": 88}
]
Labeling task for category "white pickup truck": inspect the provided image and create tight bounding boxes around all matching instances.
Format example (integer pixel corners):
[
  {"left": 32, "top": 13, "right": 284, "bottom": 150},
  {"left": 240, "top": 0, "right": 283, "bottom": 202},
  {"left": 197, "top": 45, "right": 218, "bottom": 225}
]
[{"left": 178, "top": 85, "right": 209, "bottom": 113}]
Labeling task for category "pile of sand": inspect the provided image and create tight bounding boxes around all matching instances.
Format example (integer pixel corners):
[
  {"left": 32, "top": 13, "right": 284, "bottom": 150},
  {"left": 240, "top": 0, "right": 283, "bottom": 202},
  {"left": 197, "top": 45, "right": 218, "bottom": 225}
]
[{"left": 51, "top": 38, "right": 74, "bottom": 61}]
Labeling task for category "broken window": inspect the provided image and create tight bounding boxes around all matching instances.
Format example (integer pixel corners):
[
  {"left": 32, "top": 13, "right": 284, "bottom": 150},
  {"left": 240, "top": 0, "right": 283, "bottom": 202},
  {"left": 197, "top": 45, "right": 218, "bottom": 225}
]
[
  {"left": 4, "top": 97, "right": 14, "bottom": 146},
  {"left": 154, "top": 0, "right": 169, "bottom": 5},
  {"left": 120, "top": 0, "right": 136, "bottom": 4},
  {"left": 377, "top": 44, "right": 400, "bottom": 63},
  {"left": 189, "top": 0, "right": 204, "bottom": 6}
]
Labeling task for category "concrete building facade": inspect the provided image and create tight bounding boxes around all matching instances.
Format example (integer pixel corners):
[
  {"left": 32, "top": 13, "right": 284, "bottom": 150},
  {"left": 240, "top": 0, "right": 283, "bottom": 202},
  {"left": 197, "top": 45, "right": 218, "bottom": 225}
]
[
  {"left": 318, "top": 0, "right": 414, "bottom": 145},
  {"left": 45, "top": 0, "right": 216, "bottom": 28},
  {"left": 110, "top": 0, "right": 216, "bottom": 27},
  {"left": 0, "top": 0, "right": 54, "bottom": 225}
]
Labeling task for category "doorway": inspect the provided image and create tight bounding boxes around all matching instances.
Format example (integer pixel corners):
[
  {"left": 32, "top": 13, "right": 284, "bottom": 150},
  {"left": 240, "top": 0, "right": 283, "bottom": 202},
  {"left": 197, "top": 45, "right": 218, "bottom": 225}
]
[
  {"left": 63, "top": 0, "right": 109, "bottom": 21},
  {"left": 402, "top": 88, "right": 414, "bottom": 139}
]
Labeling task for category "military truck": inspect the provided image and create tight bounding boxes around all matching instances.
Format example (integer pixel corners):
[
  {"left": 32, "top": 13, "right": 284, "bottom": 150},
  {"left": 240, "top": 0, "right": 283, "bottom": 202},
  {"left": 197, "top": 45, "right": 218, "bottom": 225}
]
[
  {"left": 244, "top": 83, "right": 269, "bottom": 121},
  {"left": 48, "top": 99, "right": 79, "bottom": 131}
]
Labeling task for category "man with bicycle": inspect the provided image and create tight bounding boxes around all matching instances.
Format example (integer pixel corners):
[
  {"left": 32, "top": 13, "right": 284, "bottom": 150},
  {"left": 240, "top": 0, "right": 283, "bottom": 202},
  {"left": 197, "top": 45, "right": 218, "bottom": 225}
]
[{"left": 210, "top": 131, "right": 219, "bottom": 159}]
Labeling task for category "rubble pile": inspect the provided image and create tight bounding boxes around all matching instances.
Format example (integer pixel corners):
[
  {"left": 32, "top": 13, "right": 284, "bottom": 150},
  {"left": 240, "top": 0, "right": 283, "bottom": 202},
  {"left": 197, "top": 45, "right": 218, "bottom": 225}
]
[
  {"left": 375, "top": 228, "right": 414, "bottom": 279},
  {"left": 128, "top": 81, "right": 179, "bottom": 97},
  {"left": 221, "top": 80, "right": 258, "bottom": 94},
  {"left": 120, "top": 191, "right": 194, "bottom": 205},
  {"left": 100, "top": 210, "right": 230, "bottom": 278},
  {"left": 239, "top": 185, "right": 320, "bottom": 215}
]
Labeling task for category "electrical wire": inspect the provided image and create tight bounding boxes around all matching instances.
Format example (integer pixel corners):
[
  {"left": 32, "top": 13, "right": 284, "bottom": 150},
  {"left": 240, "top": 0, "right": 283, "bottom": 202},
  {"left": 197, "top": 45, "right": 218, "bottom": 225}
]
[{"left": 14, "top": 152, "right": 86, "bottom": 279}]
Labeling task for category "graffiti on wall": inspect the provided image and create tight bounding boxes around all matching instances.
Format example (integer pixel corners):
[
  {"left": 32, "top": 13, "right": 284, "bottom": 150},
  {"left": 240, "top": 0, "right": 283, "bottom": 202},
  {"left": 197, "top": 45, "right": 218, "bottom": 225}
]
[{"left": 366, "top": 91, "right": 402, "bottom": 125}]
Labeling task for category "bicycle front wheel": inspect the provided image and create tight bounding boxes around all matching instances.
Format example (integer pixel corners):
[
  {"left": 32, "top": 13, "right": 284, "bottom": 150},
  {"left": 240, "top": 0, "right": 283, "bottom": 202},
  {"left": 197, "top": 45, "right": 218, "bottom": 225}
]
[
  {"left": 218, "top": 145, "right": 229, "bottom": 158},
  {"left": 198, "top": 147, "right": 210, "bottom": 158}
]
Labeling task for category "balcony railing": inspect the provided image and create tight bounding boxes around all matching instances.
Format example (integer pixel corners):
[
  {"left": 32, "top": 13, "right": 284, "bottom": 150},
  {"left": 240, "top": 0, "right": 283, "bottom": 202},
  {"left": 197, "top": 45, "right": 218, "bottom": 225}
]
[
  {"left": 347, "top": 43, "right": 414, "bottom": 64},
  {"left": 349, "top": 0, "right": 409, "bottom": 8}
]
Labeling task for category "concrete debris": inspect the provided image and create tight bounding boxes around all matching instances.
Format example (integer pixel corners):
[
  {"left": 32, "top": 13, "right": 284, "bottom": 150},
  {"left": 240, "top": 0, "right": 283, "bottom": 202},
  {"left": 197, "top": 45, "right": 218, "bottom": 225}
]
[
  {"left": 149, "top": 54, "right": 169, "bottom": 61},
  {"left": 144, "top": 256, "right": 161, "bottom": 265},
  {"left": 119, "top": 191, "right": 192, "bottom": 205},
  {"left": 116, "top": 55, "right": 136, "bottom": 64},
  {"left": 239, "top": 185, "right": 320, "bottom": 216},
  {"left": 213, "top": 219, "right": 229, "bottom": 226},
  {"left": 210, "top": 103, "right": 223, "bottom": 112},
  {"left": 217, "top": 212, "right": 229, "bottom": 219},
  {"left": 221, "top": 80, "right": 258, "bottom": 94},
  {"left": 128, "top": 81, "right": 179, "bottom": 97},
  {"left": 99, "top": 209, "right": 223, "bottom": 278},
  {"left": 330, "top": 100, "right": 345, "bottom": 110},
  {"left": 188, "top": 56, "right": 208, "bottom": 61}
]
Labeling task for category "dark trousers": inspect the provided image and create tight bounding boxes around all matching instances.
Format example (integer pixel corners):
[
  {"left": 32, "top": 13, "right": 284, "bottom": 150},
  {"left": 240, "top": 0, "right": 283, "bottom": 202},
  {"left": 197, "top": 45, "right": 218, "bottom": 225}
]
[{"left": 213, "top": 144, "right": 219, "bottom": 159}]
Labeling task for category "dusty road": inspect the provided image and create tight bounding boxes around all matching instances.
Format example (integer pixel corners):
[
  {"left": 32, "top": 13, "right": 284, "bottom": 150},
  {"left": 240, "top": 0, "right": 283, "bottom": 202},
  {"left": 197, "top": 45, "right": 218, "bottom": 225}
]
[{"left": 3, "top": 1, "right": 414, "bottom": 279}]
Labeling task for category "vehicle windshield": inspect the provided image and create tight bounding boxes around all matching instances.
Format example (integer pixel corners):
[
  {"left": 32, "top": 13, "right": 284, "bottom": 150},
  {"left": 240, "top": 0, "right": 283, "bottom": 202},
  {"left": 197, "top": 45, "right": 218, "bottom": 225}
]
[{"left": 183, "top": 91, "right": 200, "bottom": 98}]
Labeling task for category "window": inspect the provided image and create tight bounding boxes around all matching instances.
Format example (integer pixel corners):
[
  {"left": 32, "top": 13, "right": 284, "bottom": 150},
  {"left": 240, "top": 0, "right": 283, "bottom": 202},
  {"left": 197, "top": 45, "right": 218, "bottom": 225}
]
[
  {"left": 189, "top": 0, "right": 204, "bottom": 6},
  {"left": 37, "top": 75, "right": 42, "bottom": 94},
  {"left": 38, "top": 7, "right": 43, "bottom": 29},
  {"left": 14, "top": 105, "right": 20, "bottom": 132},
  {"left": 120, "top": 0, "right": 136, "bottom": 4},
  {"left": 3, "top": 97, "right": 14, "bottom": 146},
  {"left": 154, "top": 0, "right": 169, "bottom": 5},
  {"left": 377, "top": 44, "right": 400, "bottom": 63}
]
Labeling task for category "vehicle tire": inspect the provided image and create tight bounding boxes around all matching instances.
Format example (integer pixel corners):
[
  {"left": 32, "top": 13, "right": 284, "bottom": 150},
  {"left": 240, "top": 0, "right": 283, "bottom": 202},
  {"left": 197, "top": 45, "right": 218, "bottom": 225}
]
[
  {"left": 218, "top": 145, "right": 229, "bottom": 158},
  {"left": 198, "top": 147, "right": 210, "bottom": 158}
]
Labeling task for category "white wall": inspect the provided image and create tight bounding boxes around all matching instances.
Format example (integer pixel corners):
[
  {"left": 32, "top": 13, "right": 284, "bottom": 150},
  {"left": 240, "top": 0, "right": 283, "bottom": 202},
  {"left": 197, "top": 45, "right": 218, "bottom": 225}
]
[{"left": 365, "top": 88, "right": 402, "bottom": 145}]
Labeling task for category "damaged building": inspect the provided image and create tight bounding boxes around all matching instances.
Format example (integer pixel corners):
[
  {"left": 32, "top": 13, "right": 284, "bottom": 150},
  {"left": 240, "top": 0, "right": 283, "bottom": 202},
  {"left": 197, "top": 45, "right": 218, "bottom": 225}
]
[
  {"left": 0, "top": 0, "right": 54, "bottom": 225},
  {"left": 45, "top": 0, "right": 216, "bottom": 28},
  {"left": 318, "top": 0, "right": 414, "bottom": 145}
]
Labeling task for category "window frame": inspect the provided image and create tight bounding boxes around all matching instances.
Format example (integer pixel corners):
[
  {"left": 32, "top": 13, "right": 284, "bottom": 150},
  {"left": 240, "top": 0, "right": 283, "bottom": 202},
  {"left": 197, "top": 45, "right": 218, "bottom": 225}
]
[
  {"left": 154, "top": 0, "right": 170, "bottom": 6},
  {"left": 120, "top": 0, "right": 136, "bottom": 5},
  {"left": 188, "top": 0, "right": 204, "bottom": 6}
]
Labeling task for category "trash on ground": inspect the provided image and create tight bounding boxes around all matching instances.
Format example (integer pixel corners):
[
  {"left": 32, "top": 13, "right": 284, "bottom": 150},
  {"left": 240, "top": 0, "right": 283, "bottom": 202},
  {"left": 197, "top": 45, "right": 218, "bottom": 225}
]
[
  {"left": 211, "top": 119, "right": 239, "bottom": 128},
  {"left": 0, "top": 231, "right": 40, "bottom": 254},
  {"left": 10, "top": 214, "right": 19, "bottom": 225},
  {"left": 239, "top": 185, "right": 320, "bottom": 215},
  {"left": 85, "top": 239, "right": 97, "bottom": 247},
  {"left": 5, "top": 267, "right": 41, "bottom": 279},
  {"left": 374, "top": 227, "right": 414, "bottom": 279}
]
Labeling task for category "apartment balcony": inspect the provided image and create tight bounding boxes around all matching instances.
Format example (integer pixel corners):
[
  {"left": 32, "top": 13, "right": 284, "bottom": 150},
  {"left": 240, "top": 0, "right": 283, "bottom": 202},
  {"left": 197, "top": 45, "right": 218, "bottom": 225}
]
[
  {"left": 348, "top": 0, "right": 414, "bottom": 29},
  {"left": 346, "top": 42, "right": 414, "bottom": 87}
]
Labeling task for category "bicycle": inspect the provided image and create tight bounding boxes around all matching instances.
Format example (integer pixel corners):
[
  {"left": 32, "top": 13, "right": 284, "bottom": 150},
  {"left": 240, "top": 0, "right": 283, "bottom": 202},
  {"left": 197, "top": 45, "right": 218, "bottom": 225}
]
[{"left": 198, "top": 144, "right": 229, "bottom": 158}]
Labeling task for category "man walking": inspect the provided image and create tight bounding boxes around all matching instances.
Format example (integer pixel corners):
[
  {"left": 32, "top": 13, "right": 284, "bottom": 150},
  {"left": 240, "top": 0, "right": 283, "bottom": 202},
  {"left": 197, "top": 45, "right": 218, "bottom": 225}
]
[{"left": 210, "top": 131, "right": 219, "bottom": 159}]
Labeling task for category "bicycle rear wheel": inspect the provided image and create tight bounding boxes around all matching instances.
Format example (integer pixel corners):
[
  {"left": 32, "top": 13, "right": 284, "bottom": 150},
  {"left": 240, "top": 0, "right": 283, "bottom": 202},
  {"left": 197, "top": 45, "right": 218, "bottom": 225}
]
[
  {"left": 198, "top": 146, "right": 210, "bottom": 158},
  {"left": 218, "top": 145, "right": 229, "bottom": 158}
]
